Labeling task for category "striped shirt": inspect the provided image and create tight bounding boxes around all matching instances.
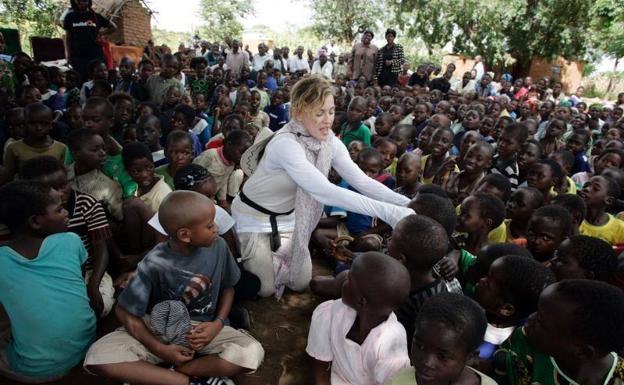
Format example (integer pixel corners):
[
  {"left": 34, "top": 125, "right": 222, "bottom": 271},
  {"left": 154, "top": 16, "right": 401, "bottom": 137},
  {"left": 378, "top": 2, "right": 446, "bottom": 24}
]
[
  {"left": 490, "top": 154, "right": 519, "bottom": 191},
  {"left": 67, "top": 190, "right": 112, "bottom": 270},
  {"left": 396, "top": 279, "right": 448, "bottom": 348}
]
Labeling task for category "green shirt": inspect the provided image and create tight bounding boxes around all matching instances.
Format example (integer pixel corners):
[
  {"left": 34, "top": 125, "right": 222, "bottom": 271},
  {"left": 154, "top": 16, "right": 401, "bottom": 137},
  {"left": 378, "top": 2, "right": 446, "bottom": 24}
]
[
  {"left": 495, "top": 327, "right": 624, "bottom": 385},
  {"left": 65, "top": 151, "right": 137, "bottom": 199},
  {"left": 340, "top": 122, "right": 372, "bottom": 147},
  {"left": 155, "top": 164, "right": 174, "bottom": 190}
]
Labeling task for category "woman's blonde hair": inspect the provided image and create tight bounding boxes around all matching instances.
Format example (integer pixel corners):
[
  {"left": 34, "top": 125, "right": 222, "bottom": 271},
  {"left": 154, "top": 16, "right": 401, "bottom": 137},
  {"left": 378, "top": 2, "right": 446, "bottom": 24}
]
[{"left": 289, "top": 75, "right": 334, "bottom": 119}]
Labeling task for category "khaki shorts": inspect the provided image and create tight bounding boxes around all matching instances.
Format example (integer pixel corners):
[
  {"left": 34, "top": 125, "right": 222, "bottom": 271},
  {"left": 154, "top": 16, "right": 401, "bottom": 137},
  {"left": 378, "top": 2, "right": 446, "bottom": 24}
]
[
  {"left": 84, "top": 320, "right": 264, "bottom": 371},
  {"left": 84, "top": 271, "right": 115, "bottom": 318}
]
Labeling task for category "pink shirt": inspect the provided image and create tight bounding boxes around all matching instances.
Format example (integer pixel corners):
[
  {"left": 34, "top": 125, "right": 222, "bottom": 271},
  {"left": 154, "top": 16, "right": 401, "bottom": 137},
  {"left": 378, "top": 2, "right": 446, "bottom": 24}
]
[{"left": 306, "top": 299, "right": 410, "bottom": 385}]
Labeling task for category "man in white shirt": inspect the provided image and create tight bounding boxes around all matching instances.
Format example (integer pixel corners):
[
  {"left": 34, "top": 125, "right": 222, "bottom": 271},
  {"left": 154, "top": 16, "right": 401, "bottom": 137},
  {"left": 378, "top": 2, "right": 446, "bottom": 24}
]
[
  {"left": 474, "top": 55, "right": 485, "bottom": 82},
  {"left": 311, "top": 49, "right": 333, "bottom": 80},
  {"left": 252, "top": 43, "right": 271, "bottom": 72},
  {"left": 288, "top": 46, "right": 310, "bottom": 75}
]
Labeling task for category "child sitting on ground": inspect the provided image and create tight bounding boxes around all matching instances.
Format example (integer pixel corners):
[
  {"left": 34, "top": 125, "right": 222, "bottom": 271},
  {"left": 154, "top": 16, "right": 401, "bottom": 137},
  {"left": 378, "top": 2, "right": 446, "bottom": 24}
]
[
  {"left": 123, "top": 142, "right": 173, "bottom": 215},
  {"left": 155, "top": 130, "right": 195, "bottom": 189},
  {"left": 446, "top": 142, "right": 494, "bottom": 206},
  {"left": 80, "top": 96, "right": 137, "bottom": 198},
  {"left": 566, "top": 129, "right": 591, "bottom": 175},
  {"left": 538, "top": 118, "right": 565, "bottom": 158},
  {"left": 84, "top": 191, "right": 264, "bottom": 385},
  {"left": 573, "top": 148, "right": 624, "bottom": 188},
  {"left": 501, "top": 182, "right": 544, "bottom": 244},
  {"left": 194, "top": 129, "right": 253, "bottom": 210},
  {"left": 145, "top": 53, "right": 185, "bottom": 106},
  {"left": 66, "top": 128, "right": 123, "bottom": 221},
  {"left": 490, "top": 122, "right": 527, "bottom": 191},
  {"left": 109, "top": 92, "right": 135, "bottom": 144},
  {"left": 386, "top": 292, "right": 497, "bottom": 385},
  {"left": 137, "top": 114, "right": 165, "bottom": 166},
  {"left": 551, "top": 193, "right": 587, "bottom": 235},
  {"left": 518, "top": 141, "right": 541, "bottom": 184},
  {"left": 373, "top": 137, "right": 399, "bottom": 176},
  {"left": 421, "top": 127, "right": 457, "bottom": 184},
  {"left": 306, "top": 252, "right": 411, "bottom": 385},
  {"left": 548, "top": 235, "right": 617, "bottom": 282},
  {"left": 526, "top": 159, "right": 563, "bottom": 203},
  {"left": 549, "top": 149, "right": 577, "bottom": 195},
  {"left": 79, "top": 60, "right": 108, "bottom": 105},
  {"left": 461, "top": 243, "right": 533, "bottom": 297},
  {"left": 495, "top": 280, "right": 624, "bottom": 385},
  {"left": 20, "top": 156, "right": 115, "bottom": 318},
  {"left": 456, "top": 192, "right": 506, "bottom": 255},
  {"left": 264, "top": 89, "right": 289, "bottom": 132},
  {"left": 394, "top": 152, "right": 421, "bottom": 199},
  {"left": 0, "top": 181, "right": 96, "bottom": 383},
  {"left": 390, "top": 215, "right": 450, "bottom": 347},
  {"left": 3, "top": 103, "right": 67, "bottom": 178},
  {"left": 373, "top": 112, "right": 394, "bottom": 138},
  {"left": 3, "top": 107, "right": 25, "bottom": 151},
  {"left": 389, "top": 124, "right": 416, "bottom": 158},
  {"left": 340, "top": 96, "right": 371, "bottom": 147},
  {"left": 527, "top": 204, "right": 573, "bottom": 261},
  {"left": 347, "top": 140, "right": 365, "bottom": 162},
  {"left": 169, "top": 103, "right": 208, "bottom": 155},
  {"left": 475, "top": 255, "right": 555, "bottom": 362},
  {"left": 579, "top": 175, "right": 624, "bottom": 245}
]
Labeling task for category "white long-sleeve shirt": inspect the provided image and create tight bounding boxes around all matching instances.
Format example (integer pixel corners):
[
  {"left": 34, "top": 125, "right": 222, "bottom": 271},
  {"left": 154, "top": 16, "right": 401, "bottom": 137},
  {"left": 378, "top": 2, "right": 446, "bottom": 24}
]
[
  {"left": 287, "top": 56, "right": 310, "bottom": 73},
  {"left": 311, "top": 60, "right": 333, "bottom": 80},
  {"left": 232, "top": 132, "right": 413, "bottom": 233}
]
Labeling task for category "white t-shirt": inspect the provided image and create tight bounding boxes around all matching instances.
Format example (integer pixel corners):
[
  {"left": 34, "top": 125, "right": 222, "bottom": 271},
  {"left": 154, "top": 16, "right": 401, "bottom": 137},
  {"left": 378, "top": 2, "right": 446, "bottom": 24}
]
[
  {"left": 306, "top": 299, "right": 410, "bottom": 385},
  {"left": 148, "top": 205, "right": 235, "bottom": 236}
]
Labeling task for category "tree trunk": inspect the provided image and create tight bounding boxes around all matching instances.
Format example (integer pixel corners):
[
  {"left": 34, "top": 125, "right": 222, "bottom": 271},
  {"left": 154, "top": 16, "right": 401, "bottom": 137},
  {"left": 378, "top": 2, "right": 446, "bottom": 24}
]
[{"left": 607, "top": 57, "right": 620, "bottom": 94}]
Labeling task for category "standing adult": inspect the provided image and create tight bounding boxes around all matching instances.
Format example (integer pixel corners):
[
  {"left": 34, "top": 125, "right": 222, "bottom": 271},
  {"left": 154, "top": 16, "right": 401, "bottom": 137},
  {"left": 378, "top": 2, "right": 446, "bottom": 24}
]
[
  {"left": 225, "top": 40, "right": 250, "bottom": 81},
  {"left": 311, "top": 49, "right": 333, "bottom": 80},
  {"left": 272, "top": 47, "right": 287, "bottom": 73},
  {"left": 62, "top": 0, "right": 115, "bottom": 82},
  {"left": 232, "top": 75, "right": 414, "bottom": 298},
  {"left": 348, "top": 30, "right": 378, "bottom": 85},
  {"left": 252, "top": 43, "right": 271, "bottom": 72},
  {"left": 474, "top": 55, "right": 485, "bottom": 82},
  {"left": 375, "top": 29, "right": 405, "bottom": 87},
  {"left": 287, "top": 46, "right": 310, "bottom": 76}
]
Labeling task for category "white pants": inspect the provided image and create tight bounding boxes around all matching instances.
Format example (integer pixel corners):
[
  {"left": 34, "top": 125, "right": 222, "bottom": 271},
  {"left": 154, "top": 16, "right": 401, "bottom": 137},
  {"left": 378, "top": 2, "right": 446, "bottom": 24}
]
[
  {"left": 238, "top": 231, "right": 312, "bottom": 297},
  {"left": 85, "top": 271, "right": 115, "bottom": 318}
]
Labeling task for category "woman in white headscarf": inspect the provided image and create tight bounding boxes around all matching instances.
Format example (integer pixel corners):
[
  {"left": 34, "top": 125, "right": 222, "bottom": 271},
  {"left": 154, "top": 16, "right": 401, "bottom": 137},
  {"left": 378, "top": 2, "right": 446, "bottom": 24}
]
[{"left": 232, "top": 75, "right": 414, "bottom": 298}]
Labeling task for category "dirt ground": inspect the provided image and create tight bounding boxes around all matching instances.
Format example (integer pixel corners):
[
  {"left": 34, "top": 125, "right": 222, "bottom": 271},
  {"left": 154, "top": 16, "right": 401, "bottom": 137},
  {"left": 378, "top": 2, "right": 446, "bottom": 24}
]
[{"left": 0, "top": 260, "right": 332, "bottom": 385}]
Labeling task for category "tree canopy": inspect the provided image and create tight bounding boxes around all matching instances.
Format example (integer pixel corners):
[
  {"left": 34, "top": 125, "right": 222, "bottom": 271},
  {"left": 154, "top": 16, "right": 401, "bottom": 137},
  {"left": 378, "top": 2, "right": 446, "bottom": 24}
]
[
  {"left": 306, "top": 0, "right": 385, "bottom": 45},
  {"left": 198, "top": 0, "right": 255, "bottom": 42}
]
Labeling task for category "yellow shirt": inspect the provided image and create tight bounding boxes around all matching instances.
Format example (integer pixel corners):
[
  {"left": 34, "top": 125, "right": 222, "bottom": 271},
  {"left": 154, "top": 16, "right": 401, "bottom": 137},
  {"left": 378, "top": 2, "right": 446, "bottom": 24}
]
[
  {"left": 136, "top": 175, "right": 173, "bottom": 215},
  {"left": 454, "top": 204, "right": 507, "bottom": 243},
  {"left": 385, "top": 366, "right": 497, "bottom": 385},
  {"left": 420, "top": 154, "right": 459, "bottom": 185},
  {"left": 579, "top": 214, "right": 624, "bottom": 245},
  {"left": 3, "top": 139, "right": 67, "bottom": 176}
]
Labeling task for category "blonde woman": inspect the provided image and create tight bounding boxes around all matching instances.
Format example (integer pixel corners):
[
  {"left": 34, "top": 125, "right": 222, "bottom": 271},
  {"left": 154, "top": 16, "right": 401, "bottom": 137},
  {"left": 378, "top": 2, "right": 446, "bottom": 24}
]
[{"left": 233, "top": 75, "right": 414, "bottom": 297}]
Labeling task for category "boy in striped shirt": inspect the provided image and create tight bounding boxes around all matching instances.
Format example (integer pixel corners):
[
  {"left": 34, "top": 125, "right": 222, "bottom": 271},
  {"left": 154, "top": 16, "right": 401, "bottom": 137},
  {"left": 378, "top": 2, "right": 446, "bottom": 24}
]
[
  {"left": 490, "top": 122, "right": 528, "bottom": 191},
  {"left": 21, "top": 155, "right": 114, "bottom": 318}
]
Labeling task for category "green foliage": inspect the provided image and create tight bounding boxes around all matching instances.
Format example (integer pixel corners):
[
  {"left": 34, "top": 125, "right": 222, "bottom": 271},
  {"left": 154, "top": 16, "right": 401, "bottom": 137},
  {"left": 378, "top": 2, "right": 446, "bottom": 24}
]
[
  {"left": 583, "top": 61, "right": 597, "bottom": 77},
  {"left": 590, "top": 0, "right": 624, "bottom": 60},
  {"left": 306, "top": 0, "right": 385, "bottom": 44},
  {"left": 151, "top": 28, "right": 191, "bottom": 50},
  {"left": 198, "top": 0, "right": 255, "bottom": 42},
  {"left": 388, "top": 0, "right": 594, "bottom": 67},
  {"left": 0, "top": 0, "right": 65, "bottom": 54}
]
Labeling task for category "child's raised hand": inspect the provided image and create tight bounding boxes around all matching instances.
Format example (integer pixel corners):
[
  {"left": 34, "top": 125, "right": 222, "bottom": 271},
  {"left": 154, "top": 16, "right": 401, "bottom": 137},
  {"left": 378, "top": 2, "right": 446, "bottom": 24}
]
[
  {"left": 186, "top": 321, "right": 222, "bottom": 351},
  {"left": 435, "top": 256, "right": 458, "bottom": 281},
  {"left": 441, "top": 156, "right": 458, "bottom": 172},
  {"left": 329, "top": 236, "right": 355, "bottom": 263},
  {"left": 157, "top": 343, "right": 195, "bottom": 365}
]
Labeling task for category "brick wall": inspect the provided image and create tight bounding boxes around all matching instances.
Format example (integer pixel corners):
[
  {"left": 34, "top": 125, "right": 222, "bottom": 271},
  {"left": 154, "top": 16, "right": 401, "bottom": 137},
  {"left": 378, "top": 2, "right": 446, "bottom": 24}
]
[{"left": 106, "top": 0, "right": 152, "bottom": 47}]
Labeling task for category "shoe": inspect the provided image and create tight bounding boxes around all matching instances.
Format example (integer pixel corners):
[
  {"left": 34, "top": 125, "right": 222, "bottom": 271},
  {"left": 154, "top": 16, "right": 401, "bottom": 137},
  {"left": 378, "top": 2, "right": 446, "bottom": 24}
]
[
  {"left": 189, "top": 377, "right": 234, "bottom": 385},
  {"left": 228, "top": 305, "right": 251, "bottom": 330}
]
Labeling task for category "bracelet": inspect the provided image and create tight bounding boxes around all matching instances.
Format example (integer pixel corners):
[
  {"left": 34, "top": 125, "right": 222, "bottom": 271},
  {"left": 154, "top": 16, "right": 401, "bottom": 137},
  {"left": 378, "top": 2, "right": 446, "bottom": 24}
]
[{"left": 215, "top": 317, "right": 226, "bottom": 327}]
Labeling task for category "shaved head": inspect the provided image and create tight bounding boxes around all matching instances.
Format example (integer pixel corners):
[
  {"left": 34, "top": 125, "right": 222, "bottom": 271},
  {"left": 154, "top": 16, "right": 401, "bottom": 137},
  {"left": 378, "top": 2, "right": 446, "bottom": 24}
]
[
  {"left": 352, "top": 252, "right": 410, "bottom": 310},
  {"left": 159, "top": 191, "right": 215, "bottom": 237}
]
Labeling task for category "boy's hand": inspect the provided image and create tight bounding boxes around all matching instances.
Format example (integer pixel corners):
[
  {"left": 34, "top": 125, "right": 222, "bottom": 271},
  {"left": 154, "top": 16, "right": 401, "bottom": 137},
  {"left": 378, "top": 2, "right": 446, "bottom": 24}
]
[
  {"left": 435, "top": 256, "right": 458, "bottom": 281},
  {"left": 157, "top": 343, "right": 195, "bottom": 365},
  {"left": 186, "top": 321, "right": 222, "bottom": 351},
  {"left": 87, "top": 284, "right": 104, "bottom": 317},
  {"left": 441, "top": 156, "right": 458, "bottom": 172}
]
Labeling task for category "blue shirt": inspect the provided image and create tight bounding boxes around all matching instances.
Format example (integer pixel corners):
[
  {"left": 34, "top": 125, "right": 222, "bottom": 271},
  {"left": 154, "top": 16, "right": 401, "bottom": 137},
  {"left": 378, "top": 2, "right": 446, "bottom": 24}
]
[
  {"left": 264, "top": 104, "right": 289, "bottom": 132},
  {"left": 0, "top": 233, "right": 96, "bottom": 379},
  {"left": 571, "top": 151, "right": 591, "bottom": 175}
]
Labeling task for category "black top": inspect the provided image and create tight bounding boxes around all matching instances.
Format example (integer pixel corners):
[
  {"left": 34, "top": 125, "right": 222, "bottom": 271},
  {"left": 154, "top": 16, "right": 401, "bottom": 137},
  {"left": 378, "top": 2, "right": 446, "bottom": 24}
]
[
  {"left": 63, "top": 9, "right": 112, "bottom": 59},
  {"left": 430, "top": 77, "right": 451, "bottom": 93}
]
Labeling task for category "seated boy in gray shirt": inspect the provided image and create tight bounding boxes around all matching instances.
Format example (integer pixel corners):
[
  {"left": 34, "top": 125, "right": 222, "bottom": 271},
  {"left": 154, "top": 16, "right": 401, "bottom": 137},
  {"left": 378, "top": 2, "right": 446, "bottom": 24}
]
[{"left": 84, "top": 191, "right": 264, "bottom": 385}]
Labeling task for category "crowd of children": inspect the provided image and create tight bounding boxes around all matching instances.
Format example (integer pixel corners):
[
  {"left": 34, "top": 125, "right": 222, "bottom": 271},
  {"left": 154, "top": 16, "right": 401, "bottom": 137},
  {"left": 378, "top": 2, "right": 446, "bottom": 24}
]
[{"left": 1, "top": 20, "right": 624, "bottom": 385}]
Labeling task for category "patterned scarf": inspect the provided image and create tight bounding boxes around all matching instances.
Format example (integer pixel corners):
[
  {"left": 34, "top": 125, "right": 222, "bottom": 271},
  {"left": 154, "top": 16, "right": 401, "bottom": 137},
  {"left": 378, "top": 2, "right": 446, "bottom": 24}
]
[{"left": 272, "top": 119, "right": 333, "bottom": 298}]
